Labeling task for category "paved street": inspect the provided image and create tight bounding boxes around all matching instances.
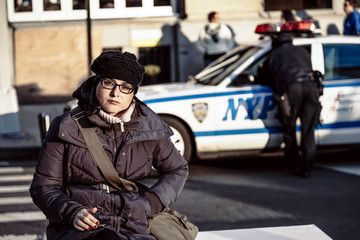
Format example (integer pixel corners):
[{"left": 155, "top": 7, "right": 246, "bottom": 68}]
[
  {"left": 172, "top": 152, "right": 360, "bottom": 240},
  {"left": 0, "top": 150, "right": 359, "bottom": 240}
]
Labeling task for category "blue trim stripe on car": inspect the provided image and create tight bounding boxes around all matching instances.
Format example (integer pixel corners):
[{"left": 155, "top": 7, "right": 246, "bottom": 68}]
[
  {"left": 143, "top": 88, "right": 273, "bottom": 104},
  {"left": 194, "top": 126, "right": 282, "bottom": 137},
  {"left": 143, "top": 81, "right": 360, "bottom": 104},
  {"left": 193, "top": 120, "right": 360, "bottom": 137},
  {"left": 317, "top": 120, "right": 360, "bottom": 130},
  {"left": 325, "top": 81, "right": 360, "bottom": 88}
]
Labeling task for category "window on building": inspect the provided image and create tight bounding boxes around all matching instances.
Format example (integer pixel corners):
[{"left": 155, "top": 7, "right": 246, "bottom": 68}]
[
  {"left": 43, "top": 0, "right": 61, "bottom": 11},
  {"left": 126, "top": 0, "right": 142, "bottom": 8},
  {"left": 264, "top": 0, "right": 332, "bottom": 10},
  {"left": 103, "top": 47, "right": 122, "bottom": 52},
  {"left": 323, "top": 44, "right": 360, "bottom": 80},
  {"left": 100, "top": 0, "right": 114, "bottom": 8},
  {"left": 73, "top": 0, "right": 85, "bottom": 10},
  {"left": 14, "top": 0, "right": 32, "bottom": 12},
  {"left": 8, "top": 0, "right": 176, "bottom": 22},
  {"left": 154, "top": 0, "right": 170, "bottom": 6}
]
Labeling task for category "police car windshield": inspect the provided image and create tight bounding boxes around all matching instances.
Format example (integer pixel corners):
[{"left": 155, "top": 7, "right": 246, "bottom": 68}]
[{"left": 194, "top": 46, "right": 261, "bottom": 85}]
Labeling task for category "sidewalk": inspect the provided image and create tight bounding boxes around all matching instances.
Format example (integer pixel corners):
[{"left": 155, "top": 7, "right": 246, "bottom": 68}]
[
  {"left": 0, "top": 224, "right": 332, "bottom": 240},
  {"left": 0, "top": 104, "right": 65, "bottom": 159},
  {"left": 196, "top": 224, "right": 332, "bottom": 240}
]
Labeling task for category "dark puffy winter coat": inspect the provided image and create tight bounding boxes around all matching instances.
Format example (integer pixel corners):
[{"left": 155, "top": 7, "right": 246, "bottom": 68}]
[{"left": 30, "top": 101, "right": 189, "bottom": 240}]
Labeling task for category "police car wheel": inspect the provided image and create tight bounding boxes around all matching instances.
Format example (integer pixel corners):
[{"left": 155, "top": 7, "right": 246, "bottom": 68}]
[{"left": 161, "top": 116, "right": 193, "bottom": 162}]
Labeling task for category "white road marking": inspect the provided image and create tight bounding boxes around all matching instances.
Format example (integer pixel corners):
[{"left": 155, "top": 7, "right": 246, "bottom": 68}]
[
  {"left": 0, "top": 197, "right": 33, "bottom": 205},
  {"left": 0, "top": 185, "right": 30, "bottom": 193},
  {"left": 0, "top": 175, "right": 33, "bottom": 182},
  {"left": 0, "top": 167, "right": 24, "bottom": 174},
  {"left": 0, "top": 211, "right": 46, "bottom": 223},
  {"left": 0, "top": 233, "right": 46, "bottom": 240},
  {"left": 317, "top": 162, "right": 360, "bottom": 176}
]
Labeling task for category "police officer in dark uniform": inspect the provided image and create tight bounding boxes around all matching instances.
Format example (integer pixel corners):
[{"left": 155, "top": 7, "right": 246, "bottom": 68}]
[{"left": 257, "top": 33, "right": 322, "bottom": 178}]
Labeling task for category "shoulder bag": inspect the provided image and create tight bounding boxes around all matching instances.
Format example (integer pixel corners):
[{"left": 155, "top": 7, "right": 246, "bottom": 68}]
[{"left": 70, "top": 107, "right": 199, "bottom": 240}]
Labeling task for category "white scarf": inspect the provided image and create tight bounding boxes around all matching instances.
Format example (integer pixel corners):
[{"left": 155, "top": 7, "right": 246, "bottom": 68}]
[{"left": 98, "top": 101, "right": 135, "bottom": 124}]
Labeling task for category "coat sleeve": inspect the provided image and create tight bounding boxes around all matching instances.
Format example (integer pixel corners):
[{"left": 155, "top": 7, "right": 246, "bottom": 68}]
[
  {"left": 29, "top": 116, "right": 84, "bottom": 225},
  {"left": 149, "top": 138, "right": 189, "bottom": 209},
  {"left": 354, "top": 11, "right": 360, "bottom": 35}
]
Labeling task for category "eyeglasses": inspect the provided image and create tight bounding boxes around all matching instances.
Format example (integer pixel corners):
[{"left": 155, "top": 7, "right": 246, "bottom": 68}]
[{"left": 100, "top": 78, "right": 135, "bottom": 94}]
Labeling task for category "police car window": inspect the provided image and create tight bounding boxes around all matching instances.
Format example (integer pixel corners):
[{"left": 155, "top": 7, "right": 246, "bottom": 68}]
[
  {"left": 194, "top": 46, "right": 261, "bottom": 85},
  {"left": 323, "top": 44, "right": 360, "bottom": 81},
  {"left": 242, "top": 52, "right": 270, "bottom": 81},
  {"left": 241, "top": 44, "right": 311, "bottom": 85}
]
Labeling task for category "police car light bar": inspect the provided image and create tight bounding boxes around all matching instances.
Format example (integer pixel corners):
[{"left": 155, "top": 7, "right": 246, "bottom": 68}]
[
  {"left": 296, "top": 19, "right": 316, "bottom": 32},
  {"left": 255, "top": 23, "right": 281, "bottom": 34},
  {"left": 255, "top": 19, "right": 315, "bottom": 35}
]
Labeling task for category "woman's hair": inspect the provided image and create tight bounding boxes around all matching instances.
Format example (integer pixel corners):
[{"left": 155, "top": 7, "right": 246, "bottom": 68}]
[
  {"left": 72, "top": 75, "right": 101, "bottom": 115},
  {"left": 72, "top": 75, "right": 147, "bottom": 116}
]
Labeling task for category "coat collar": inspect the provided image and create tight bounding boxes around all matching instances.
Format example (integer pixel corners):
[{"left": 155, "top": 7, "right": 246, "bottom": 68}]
[{"left": 58, "top": 102, "right": 173, "bottom": 147}]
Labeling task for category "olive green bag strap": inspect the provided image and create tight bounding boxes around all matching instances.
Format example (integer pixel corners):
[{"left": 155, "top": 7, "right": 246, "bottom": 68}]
[{"left": 70, "top": 106, "right": 138, "bottom": 192}]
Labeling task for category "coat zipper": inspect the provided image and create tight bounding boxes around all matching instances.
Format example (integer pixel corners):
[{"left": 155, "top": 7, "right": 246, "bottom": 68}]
[{"left": 111, "top": 193, "right": 115, "bottom": 216}]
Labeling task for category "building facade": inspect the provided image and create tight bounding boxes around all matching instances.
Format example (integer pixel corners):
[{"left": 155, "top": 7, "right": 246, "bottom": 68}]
[{"left": 4, "top": 0, "right": 357, "bottom": 103}]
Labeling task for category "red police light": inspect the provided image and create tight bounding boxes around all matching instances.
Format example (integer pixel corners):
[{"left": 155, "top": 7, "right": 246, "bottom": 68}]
[
  {"left": 280, "top": 20, "right": 298, "bottom": 31},
  {"left": 296, "top": 19, "right": 315, "bottom": 32},
  {"left": 255, "top": 23, "right": 280, "bottom": 34},
  {"left": 255, "top": 19, "right": 315, "bottom": 36},
  {"left": 281, "top": 19, "right": 315, "bottom": 32}
]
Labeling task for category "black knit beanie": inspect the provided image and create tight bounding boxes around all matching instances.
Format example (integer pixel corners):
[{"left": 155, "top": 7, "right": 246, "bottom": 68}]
[{"left": 90, "top": 51, "right": 145, "bottom": 93}]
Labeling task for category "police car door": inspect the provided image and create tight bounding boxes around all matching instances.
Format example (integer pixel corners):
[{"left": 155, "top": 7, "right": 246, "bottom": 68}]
[
  {"left": 316, "top": 40, "right": 360, "bottom": 146},
  {"left": 214, "top": 46, "right": 282, "bottom": 153}
]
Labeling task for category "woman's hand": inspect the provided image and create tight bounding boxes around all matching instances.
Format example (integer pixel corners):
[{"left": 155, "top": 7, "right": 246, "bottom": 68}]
[{"left": 73, "top": 207, "right": 99, "bottom": 231}]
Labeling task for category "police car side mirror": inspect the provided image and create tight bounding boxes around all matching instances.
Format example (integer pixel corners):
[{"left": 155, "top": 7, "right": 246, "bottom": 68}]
[{"left": 230, "top": 72, "right": 255, "bottom": 86}]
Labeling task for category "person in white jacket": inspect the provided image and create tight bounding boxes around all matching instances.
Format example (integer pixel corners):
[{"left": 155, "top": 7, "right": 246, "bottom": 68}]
[{"left": 197, "top": 11, "right": 236, "bottom": 66}]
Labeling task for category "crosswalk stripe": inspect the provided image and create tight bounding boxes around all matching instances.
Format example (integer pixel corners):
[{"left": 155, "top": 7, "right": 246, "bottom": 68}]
[
  {"left": 0, "top": 175, "right": 33, "bottom": 182},
  {"left": 317, "top": 162, "right": 360, "bottom": 176},
  {"left": 0, "top": 197, "right": 33, "bottom": 205},
  {"left": 0, "top": 185, "right": 30, "bottom": 193},
  {"left": 0, "top": 211, "right": 46, "bottom": 223},
  {"left": 0, "top": 167, "right": 24, "bottom": 174},
  {"left": 0, "top": 234, "right": 45, "bottom": 240}
]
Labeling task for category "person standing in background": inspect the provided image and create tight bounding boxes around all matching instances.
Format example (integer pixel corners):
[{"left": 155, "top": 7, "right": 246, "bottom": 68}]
[
  {"left": 197, "top": 11, "right": 236, "bottom": 66},
  {"left": 343, "top": 0, "right": 360, "bottom": 35}
]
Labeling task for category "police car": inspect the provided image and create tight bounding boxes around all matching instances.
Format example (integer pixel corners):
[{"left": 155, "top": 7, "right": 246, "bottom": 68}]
[{"left": 135, "top": 20, "right": 360, "bottom": 161}]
